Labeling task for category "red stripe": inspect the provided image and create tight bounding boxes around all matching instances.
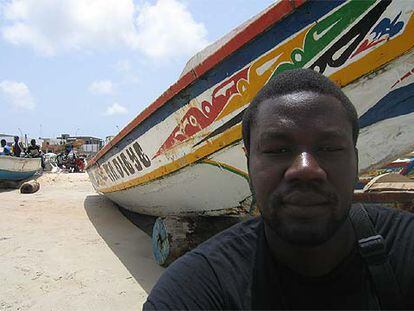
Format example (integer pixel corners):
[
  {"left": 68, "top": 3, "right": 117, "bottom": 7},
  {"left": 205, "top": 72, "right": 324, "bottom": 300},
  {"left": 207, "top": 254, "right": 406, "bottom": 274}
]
[{"left": 88, "top": 0, "right": 305, "bottom": 167}]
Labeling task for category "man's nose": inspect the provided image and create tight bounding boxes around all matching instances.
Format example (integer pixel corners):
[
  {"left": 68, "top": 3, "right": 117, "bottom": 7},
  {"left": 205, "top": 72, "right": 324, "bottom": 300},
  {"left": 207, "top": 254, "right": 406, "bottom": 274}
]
[{"left": 284, "top": 152, "right": 327, "bottom": 182}]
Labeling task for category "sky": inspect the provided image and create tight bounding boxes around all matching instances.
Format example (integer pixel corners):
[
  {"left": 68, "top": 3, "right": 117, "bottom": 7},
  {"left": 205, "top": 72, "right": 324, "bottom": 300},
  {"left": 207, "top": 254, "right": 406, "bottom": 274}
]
[{"left": 0, "top": 0, "right": 274, "bottom": 140}]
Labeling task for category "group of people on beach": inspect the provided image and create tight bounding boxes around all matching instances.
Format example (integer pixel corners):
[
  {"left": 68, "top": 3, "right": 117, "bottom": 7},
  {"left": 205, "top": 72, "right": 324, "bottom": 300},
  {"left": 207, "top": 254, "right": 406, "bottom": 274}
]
[{"left": 0, "top": 136, "right": 42, "bottom": 159}]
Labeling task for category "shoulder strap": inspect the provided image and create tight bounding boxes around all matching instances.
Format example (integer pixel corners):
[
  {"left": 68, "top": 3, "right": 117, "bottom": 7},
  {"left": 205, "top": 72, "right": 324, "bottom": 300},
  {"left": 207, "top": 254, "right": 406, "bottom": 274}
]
[{"left": 349, "top": 204, "right": 403, "bottom": 310}]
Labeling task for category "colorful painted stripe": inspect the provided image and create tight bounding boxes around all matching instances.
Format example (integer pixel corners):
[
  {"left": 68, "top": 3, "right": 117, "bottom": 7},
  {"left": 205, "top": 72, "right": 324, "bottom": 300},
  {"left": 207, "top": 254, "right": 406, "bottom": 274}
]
[{"left": 200, "top": 159, "right": 249, "bottom": 181}]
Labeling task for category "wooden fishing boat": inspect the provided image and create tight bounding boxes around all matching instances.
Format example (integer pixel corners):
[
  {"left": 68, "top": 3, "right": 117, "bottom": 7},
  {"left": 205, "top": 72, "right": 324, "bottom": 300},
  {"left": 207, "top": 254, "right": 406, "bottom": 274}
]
[
  {"left": 86, "top": 0, "right": 414, "bottom": 264},
  {"left": 357, "top": 150, "right": 414, "bottom": 189},
  {"left": 0, "top": 156, "right": 41, "bottom": 181}
]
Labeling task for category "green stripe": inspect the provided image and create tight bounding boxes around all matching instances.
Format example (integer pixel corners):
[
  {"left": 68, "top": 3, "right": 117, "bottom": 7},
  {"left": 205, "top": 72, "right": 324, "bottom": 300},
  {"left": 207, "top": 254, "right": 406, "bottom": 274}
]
[{"left": 201, "top": 160, "right": 249, "bottom": 182}]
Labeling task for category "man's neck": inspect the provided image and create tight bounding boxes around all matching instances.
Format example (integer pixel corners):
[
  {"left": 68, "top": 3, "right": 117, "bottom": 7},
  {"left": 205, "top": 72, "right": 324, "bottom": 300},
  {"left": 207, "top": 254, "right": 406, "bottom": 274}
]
[{"left": 264, "top": 218, "right": 356, "bottom": 277}]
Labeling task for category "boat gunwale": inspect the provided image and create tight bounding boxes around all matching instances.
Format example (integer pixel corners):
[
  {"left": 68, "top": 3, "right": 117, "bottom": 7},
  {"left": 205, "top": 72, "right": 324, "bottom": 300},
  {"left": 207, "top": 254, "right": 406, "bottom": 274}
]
[
  {"left": 0, "top": 156, "right": 41, "bottom": 164},
  {"left": 86, "top": 0, "right": 306, "bottom": 168}
]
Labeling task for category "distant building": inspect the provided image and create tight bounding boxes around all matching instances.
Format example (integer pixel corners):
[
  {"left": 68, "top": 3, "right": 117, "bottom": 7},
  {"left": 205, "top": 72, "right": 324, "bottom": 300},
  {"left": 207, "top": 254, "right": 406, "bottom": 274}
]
[
  {"left": 41, "top": 138, "right": 63, "bottom": 153},
  {"left": 69, "top": 136, "right": 104, "bottom": 155},
  {"left": 46, "top": 134, "right": 105, "bottom": 157}
]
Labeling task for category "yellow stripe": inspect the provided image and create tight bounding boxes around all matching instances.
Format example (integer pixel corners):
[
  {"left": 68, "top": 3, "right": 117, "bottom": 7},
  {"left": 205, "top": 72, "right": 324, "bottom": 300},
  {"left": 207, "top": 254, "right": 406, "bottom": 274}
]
[
  {"left": 100, "top": 125, "right": 243, "bottom": 193},
  {"left": 216, "top": 25, "right": 311, "bottom": 121}
]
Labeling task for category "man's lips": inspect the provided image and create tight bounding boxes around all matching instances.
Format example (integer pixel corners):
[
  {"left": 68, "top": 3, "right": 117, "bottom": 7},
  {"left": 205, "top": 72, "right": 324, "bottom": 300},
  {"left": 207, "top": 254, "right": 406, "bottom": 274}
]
[{"left": 282, "top": 191, "right": 331, "bottom": 206}]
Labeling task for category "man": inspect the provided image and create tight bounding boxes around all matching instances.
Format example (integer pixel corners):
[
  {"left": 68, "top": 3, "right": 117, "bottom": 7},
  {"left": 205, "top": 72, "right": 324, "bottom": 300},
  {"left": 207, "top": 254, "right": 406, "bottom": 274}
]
[
  {"left": 12, "top": 136, "right": 22, "bottom": 157},
  {"left": 0, "top": 139, "right": 11, "bottom": 155},
  {"left": 26, "top": 139, "right": 45, "bottom": 168},
  {"left": 144, "top": 69, "right": 414, "bottom": 309},
  {"left": 26, "top": 139, "right": 41, "bottom": 158}
]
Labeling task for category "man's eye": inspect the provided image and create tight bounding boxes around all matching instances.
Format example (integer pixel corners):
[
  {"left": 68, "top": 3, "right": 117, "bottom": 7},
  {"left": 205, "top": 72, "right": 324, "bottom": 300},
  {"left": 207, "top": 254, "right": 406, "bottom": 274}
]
[
  {"left": 319, "top": 146, "right": 344, "bottom": 152},
  {"left": 263, "top": 147, "right": 291, "bottom": 154}
]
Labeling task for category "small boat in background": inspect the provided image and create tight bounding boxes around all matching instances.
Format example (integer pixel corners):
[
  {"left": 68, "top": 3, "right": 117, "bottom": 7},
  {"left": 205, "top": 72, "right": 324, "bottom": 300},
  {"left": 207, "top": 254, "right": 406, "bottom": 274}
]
[
  {"left": 357, "top": 150, "right": 414, "bottom": 189},
  {"left": 0, "top": 156, "right": 41, "bottom": 181}
]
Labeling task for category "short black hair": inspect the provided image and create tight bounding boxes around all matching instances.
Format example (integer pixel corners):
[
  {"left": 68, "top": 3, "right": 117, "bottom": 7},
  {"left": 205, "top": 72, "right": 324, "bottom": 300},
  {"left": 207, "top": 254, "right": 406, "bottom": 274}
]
[
  {"left": 1, "top": 139, "right": 6, "bottom": 145},
  {"left": 242, "top": 68, "right": 359, "bottom": 154}
]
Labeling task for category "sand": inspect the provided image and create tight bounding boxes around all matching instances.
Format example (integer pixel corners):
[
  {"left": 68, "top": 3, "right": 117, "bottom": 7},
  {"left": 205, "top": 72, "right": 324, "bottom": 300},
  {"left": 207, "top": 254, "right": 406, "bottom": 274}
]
[{"left": 0, "top": 172, "right": 164, "bottom": 311}]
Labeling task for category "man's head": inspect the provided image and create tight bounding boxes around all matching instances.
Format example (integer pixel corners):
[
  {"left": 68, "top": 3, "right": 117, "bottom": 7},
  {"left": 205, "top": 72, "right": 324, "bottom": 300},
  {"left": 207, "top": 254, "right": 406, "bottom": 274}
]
[
  {"left": 1, "top": 139, "right": 6, "bottom": 147},
  {"left": 242, "top": 69, "right": 359, "bottom": 247},
  {"left": 30, "top": 139, "right": 36, "bottom": 146},
  {"left": 14, "top": 136, "right": 19, "bottom": 143}
]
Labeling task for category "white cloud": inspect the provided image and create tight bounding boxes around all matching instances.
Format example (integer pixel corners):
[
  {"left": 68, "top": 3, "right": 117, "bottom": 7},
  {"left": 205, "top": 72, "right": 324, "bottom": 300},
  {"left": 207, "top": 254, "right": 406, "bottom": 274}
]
[
  {"left": 132, "top": 0, "right": 209, "bottom": 60},
  {"left": 89, "top": 80, "right": 114, "bottom": 95},
  {"left": 0, "top": 80, "right": 35, "bottom": 110},
  {"left": 1, "top": 0, "right": 208, "bottom": 60},
  {"left": 104, "top": 102, "right": 128, "bottom": 116},
  {"left": 1, "top": 0, "right": 137, "bottom": 56}
]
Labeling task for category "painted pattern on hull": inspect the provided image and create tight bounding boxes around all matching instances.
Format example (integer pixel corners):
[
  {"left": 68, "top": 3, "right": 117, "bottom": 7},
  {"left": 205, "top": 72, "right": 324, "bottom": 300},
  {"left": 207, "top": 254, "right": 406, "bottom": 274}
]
[{"left": 87, "top": 0, "right": 414, "bottom": 214}]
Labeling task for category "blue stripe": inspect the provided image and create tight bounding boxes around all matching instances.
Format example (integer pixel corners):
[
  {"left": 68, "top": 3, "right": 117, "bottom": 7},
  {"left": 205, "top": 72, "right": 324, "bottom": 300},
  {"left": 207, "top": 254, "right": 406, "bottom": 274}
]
[
  {"left": 359, "top": 82, "right": 414, "bottom": 128},
  {"left": 0, "top": 170, "right": 36, "bottom": 181},
  {"left": 98, "top": 1, "right": 345, "bottom": 164}
]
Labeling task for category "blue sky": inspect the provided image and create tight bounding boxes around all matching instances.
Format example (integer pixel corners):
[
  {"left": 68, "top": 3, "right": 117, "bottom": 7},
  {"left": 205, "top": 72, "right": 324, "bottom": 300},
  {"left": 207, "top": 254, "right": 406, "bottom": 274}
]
[{"left": 0, "top": 0, "right": 274, "bottom": 140}]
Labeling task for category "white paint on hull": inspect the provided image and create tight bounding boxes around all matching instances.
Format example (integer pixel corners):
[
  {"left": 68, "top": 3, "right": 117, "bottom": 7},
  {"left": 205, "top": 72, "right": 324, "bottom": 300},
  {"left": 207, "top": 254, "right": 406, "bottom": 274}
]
[
  {"left": 0, "top": 156, "right": 41, "bottom": 173},
  {"left": 105, "top": 162, "right": 251, "bottom": 216},
  {"left": 358, "top": 112, "right": 414, "bottom": 171},
  {"left": 344, "top": 50, "right": 414, "bottom": 116},
  {"left": 207, "top": 142, "right": 247, "bottom": 173}
]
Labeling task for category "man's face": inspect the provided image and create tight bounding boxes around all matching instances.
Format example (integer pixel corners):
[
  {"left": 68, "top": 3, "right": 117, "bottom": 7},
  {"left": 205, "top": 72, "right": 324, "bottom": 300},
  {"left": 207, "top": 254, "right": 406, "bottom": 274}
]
[
  {"left": 31, "top": 140, "right": 35, "bottom": 146},
  {"left": 248, "top": 91, "right": 358, "bottom": 247},
  {"left": 1, "top": 140, "right": 5, "bottom": 147}
]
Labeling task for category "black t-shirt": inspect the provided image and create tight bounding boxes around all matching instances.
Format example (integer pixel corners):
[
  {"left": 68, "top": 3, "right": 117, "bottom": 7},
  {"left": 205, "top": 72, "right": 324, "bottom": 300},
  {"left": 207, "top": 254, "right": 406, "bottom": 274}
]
[{"left": 144, "top": 206, "right": 414, "bottom": 310}]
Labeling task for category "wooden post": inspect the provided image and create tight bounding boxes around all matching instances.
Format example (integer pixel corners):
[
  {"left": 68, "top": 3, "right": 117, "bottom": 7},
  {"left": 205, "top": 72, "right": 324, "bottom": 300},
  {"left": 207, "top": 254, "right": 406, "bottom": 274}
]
[
  {"left": 20, "top": 180, "right": 40, "bottom": 194},
  {"left": 151, "top": 216, "right": 242, "bottom": 266}
]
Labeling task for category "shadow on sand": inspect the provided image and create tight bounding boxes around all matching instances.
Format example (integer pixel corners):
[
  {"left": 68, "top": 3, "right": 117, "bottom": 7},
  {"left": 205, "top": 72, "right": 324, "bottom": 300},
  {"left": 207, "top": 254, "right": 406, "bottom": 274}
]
[
  {"left": 0, "top": 174, "right": 42, "bottom": 193},
  {"left": 84, "top": 194, "right": 164, "bottom": 294},
  {"left": 0, "top": 180, "right": 23, "bottom": 193}
]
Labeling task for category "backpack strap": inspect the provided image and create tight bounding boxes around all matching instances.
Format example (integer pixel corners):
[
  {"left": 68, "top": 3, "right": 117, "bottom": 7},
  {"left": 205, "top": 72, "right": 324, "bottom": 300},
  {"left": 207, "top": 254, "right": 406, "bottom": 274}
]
[{"left": 349, "top": 204, "right": 403, "bottom": 310}]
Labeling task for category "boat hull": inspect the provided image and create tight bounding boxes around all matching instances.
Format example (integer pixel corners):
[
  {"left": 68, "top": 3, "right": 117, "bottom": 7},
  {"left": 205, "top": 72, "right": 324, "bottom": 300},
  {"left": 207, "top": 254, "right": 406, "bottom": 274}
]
[
  {"left": 87, "top": 0, "right": 414, "bottom": 216},
  {"left": 102, "top": 143, "right": 251, "bottom": 216},
  {"left": 0, "top": 157, "right": 41, "bottom": 181}
]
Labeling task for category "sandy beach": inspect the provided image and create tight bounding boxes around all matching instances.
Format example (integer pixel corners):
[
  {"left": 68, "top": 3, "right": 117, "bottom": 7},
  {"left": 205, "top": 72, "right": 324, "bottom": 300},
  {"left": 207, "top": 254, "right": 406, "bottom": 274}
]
[{"left": 0, "top": 172, "right": 164, "bottom": 310}]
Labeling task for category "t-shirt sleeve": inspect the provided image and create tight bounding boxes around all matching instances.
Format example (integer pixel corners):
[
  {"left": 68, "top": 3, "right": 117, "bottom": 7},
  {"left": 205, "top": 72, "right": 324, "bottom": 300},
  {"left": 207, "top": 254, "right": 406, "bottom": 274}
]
[{"left": 143, "top": 251, "right": 225, "bottom": 310}]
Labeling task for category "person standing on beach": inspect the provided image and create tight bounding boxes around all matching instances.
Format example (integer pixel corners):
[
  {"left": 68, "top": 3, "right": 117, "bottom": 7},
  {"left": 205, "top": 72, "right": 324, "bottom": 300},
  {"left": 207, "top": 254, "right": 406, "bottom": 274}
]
[{"left": 12, "top": 136, "right": 23, "bottom": 157}]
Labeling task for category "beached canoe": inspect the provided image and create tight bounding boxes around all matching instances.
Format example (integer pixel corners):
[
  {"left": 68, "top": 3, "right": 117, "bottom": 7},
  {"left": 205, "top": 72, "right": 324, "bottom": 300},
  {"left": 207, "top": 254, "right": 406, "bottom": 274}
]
[
  {"left": 0, "top": 156, "right": 41, "bottom": 181},
  {"left": 86, "top": 0, "right": 414, "bottom": 218}
]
